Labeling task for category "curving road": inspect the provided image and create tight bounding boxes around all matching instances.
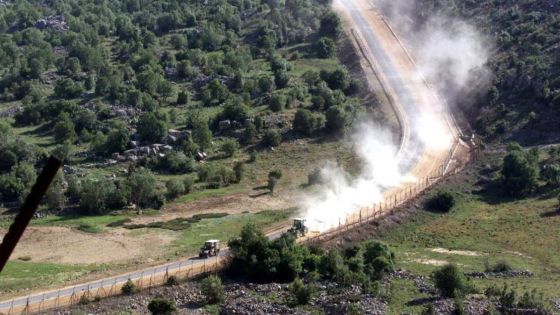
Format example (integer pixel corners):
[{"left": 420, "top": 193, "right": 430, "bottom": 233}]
[{"left": 0, "top": 1, "right": 469, "bottom": 314}]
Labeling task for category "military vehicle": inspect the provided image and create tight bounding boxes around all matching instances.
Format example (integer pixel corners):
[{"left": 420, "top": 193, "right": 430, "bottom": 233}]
[
  {"left": 288, "top": 218, "right": 308, "bottom": 237},
  {"left": 199, "top": 240, "right": 220, "bottom": 258}
]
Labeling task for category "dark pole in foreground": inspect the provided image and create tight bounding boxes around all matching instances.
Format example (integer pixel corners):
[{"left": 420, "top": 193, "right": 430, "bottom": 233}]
[{"left": 0, "top": 156, "right": 61, "bottom": 273}]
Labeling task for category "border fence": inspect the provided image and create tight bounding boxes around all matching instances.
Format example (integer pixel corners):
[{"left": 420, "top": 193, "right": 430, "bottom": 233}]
[{"left": 0, "top": 255, "right": 230, "bottom": 315}]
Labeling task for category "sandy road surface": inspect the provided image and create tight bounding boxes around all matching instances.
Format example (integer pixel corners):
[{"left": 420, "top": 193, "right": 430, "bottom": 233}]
[
  {"left": 335, "top": 0, "right": 466, "bottom": 185},
  {"left": 0, "top": 1, "right": 470, "bottom": 313}
]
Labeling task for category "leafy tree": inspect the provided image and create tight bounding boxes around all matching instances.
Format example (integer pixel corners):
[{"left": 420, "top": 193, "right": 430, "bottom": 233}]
[
  {"left": 263, "top": 129, "right": 281, "bottom": 147},
  {"left": 425, "top": 191, "right": 455, "bottom": 213},
  {"left": 148, "top": 297, "right": 176, "bottom": 315},
  {"left": 125, "top": 169, "right": 157, "bottom": 208},
  {"left": 269, "top": 93, "right": 286, "bottom": 112},
  {"left": 316, "top": 37, "right": 336, "bottom": 58},
  {"left": 54, "top": 78, "right": 84, "bottom": 99},
  {"left": 542, "top": 164, "right": 560, "bottom": 186},
  {"left": 104, "top": 123, "right": 130, "bottom": 154},
  {"left": 501, "top": 144, "right": 539, "bottom": 197},
  {"left": 200, "top": 275, "right": 225, "bottom": 305},
  {"left": 192, "top": 118, "right": 212, "bottom": 151},
  {"left": 79, "top": 178, "right": 112, "bottom": 214},
  {"left": 242, "top": 121, "right": 257, "bottom": 144},
  {"left": 53, "top": 113, "right": 77, "bottom": 144},
  {"left": 432, "top": 264, "right": 469, "bottom": 298},
  {"left": 293, "top": 109, "right": 323, "bottom": 136},
  {"left": 319, "top": 11, "right": 342, "bottom": 39},
  {"left": 274, "top": 69, "right": 290, "bottom": 89},
  {"left": 220, "top": 138, "right": 239, "bottom": 157},
  {"left": 138, "top": 113, "right": 168, "bottom": 143},
  {"left": 220, "top": 100, "right": 250, "bottom": 121},
  {"left": 325, "top": 105, "right": 347, "bottom": 135},
  {"left": 202, "top": 79, "right": 229, "bottom": 106},
  {"left": 121, "top": 280, "right": 139, "bottom": 295},
  {"left": 166, "top": 178, "right": 185, "bottom": 199},
  {"left": 177, "top": 90, "right": 189, "bottom": 105},
  {"left": 289, "top": 278, "right": 313, "bottom": 305},
  {"left": 233, "top": 162, "right": 245, "bottom": 183},
  {"left": 362, "top": 241, "right": 395, "bottom": 280}
]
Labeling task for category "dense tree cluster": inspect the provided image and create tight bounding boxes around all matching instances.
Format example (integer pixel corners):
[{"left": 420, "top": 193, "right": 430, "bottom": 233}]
[{"left": 0, "top": 0, "right": 363, "bottom": 213}]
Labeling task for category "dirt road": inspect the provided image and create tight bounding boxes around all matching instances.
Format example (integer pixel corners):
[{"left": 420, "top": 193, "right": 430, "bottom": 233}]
[{"left": 334, "top": 0, "right": 468, "bottom": 189}]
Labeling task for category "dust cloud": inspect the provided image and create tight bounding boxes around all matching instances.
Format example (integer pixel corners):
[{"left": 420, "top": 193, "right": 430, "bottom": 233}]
[{"left": 299, "top": 0, "right": 490, "bottom": 231}]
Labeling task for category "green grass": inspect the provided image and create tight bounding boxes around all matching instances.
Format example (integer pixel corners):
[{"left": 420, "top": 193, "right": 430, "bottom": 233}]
[
  {"left": 171, "top": 209, "right": 294, "bottom": 256},
  {"left": 33, "top": 214, "right": 129, "bottom": 230},
  {"left": 173, "top": 185, "right": 247, "bottom": 204},
  {"left": 77, "top": 223, "right": 103, "bottom": 233},
  {"left": 376, "top": 190, "right": 560, "bottom": 311},
  {"left": 0, "top": 261, "right": 102, "bottom": 297}
]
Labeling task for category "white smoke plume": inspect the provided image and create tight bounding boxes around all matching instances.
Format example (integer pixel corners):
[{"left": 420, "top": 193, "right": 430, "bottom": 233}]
[
  {"left": 301, "top": 122, "right": 416, "bottom": 231},
  {"left": 299, "top": 0, "right": 491, "bottom": 231},
  {"left": 374, "top": 0, "right": 492, "bottom": 101}
]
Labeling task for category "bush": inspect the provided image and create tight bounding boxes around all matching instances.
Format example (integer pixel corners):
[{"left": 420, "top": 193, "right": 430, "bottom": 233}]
[
  {"left": 269, "top": 93, "right": 286, "bottom": 112},
  {"left": 289, "top": 278, "right": 313, "bottom": 305},
  {"left": 432, "top": 264, "right": 468, "bottom": 298},
  {"left": 425, "top": 191, "right": 455, "bottom": 213},
  {"left": 166, "top": 179, "right": 185, "bottom": 199},
  {"left": 148, "top": 297, "right": 176, "bottom": 315},
  {"left": 490, "top": 261, "right": 513, "bottom": 273},
  {"left": 121, "top": 279, "right": 139, "bottom": 295},
  {"left": 362, "top": 241, "right": 395, "bottom": 280},
  {"left": 183, "top": 176, "right": 194, "bottom": 193},
  {"left": 233, "top": 162, "right": 245, "bottom": 183},
  {"left": 262, "top": 129, "right": 281, "bottom": 147},
  {"left": 316, "top": 37, "right": 336, "bottom": 58},
  {"left": 220, "top": 138, "right": 239, "bottom": 157},
  {"left": 500, "top": 144, "right": 539, "bottom": 197},
  {"left": 293, "top": 109, "right": 323, "bottom": 136},
  {"left": 200, "top": 275, "right": 225, "bottom": 305}
]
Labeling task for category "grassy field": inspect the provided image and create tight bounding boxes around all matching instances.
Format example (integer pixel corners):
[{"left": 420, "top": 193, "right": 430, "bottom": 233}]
[
  {"left": 377, "top": 189, "right": 560, "bottom": 313},
  {"left": 0, "top": 261, "right": 104, "bottom": 297},
  {"left": 171, "top": 209, "right": 294, "bottom": 257},
  {"left": 0, "top": 209, "right": 293, "bottom": 298}
]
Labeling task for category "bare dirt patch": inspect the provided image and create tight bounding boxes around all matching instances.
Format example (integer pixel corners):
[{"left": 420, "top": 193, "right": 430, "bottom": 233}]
[
  {"left": 1, "top": 226, "right": 175, "bottom": 264},
  {"left": 431, "top": 248, "right": 484, "bottom": 257}
]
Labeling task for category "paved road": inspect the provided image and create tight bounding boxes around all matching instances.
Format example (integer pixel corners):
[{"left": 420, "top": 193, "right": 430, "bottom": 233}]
[{"left": 0, "top": 1, "right": 466, "bottom": 313}]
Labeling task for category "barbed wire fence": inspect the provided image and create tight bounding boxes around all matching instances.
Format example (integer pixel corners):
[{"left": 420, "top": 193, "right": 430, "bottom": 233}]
[
  {"left": 3, "top": 255, "right": 230, "bottom": 315},
  {"left": 305, "top": 139, "right": 471, "bottom": 244}
]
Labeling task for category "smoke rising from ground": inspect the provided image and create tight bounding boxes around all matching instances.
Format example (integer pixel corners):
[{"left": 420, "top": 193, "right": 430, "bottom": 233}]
[
  {"left": 300, "top": 0, "right": 490, "bottom": 231},
  {"left": 375, "top": 0, "right": 492, "bottom": 102}
]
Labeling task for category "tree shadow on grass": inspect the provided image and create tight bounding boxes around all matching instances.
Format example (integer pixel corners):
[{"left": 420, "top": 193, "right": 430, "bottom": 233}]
[{"left": 540, "top": 209, "right": 560, "bottom": 218}]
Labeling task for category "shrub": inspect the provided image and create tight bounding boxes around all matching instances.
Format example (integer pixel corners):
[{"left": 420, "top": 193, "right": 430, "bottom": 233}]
[
  {"left": 177, "top": 91, "right": 189, "bottom": 105},
  {"left": 183, "top": 176, "right": 194, "bottom": 193},
  {"left": 269, "top": 93, "right": 286, "bottom": 112},
  {"left": 490, "top": 261, "right": 513, "bottom": 273},
  {"left": 220, "top": 138, "right": 239, "bottom": 157},
  {"left": 500, "top": 144, "right": 539, "bottom": 197},
  {"left": 432, "top": 264, "right": 468, "bottom": 298},
  {"left": 148, "top": 297, "right": 176, "bottom": 315},
  {"left": 200, "top": 275, "right": 225, "bottom": 305},
  {"left": 293, "top": 109, "right": 322, "bottom": 136},
  {"left": 121, "top": 279, "right": 139, "bottom": 295},
  {"left": 262, "top": 129, "right": 281, "bottom": 147},
  {"left": 425, "top": 191, "right": 455, "bottom": 213},
  {"left": 166, "top": 179, "right": 185, "bottom": 199},
  {"left": 362, "top": 241, "right": 395, "bottom": 280},
  {"left": 233, "top": 162, "right": 245, "bottom": 183},
  {"left": 289, "top": 278, "right": 313, "bottom": 305},
  {"left": 316, "top": 37, "right": 336, "bottom": 58}
]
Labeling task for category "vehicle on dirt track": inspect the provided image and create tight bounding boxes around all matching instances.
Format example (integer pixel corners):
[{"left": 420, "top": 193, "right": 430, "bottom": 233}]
[
  {"left": 199, "top": 240, "right": 220, "bottom": 258},
  {"left": 288, "top": 218, "right": 309, "bottom": 237}
]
